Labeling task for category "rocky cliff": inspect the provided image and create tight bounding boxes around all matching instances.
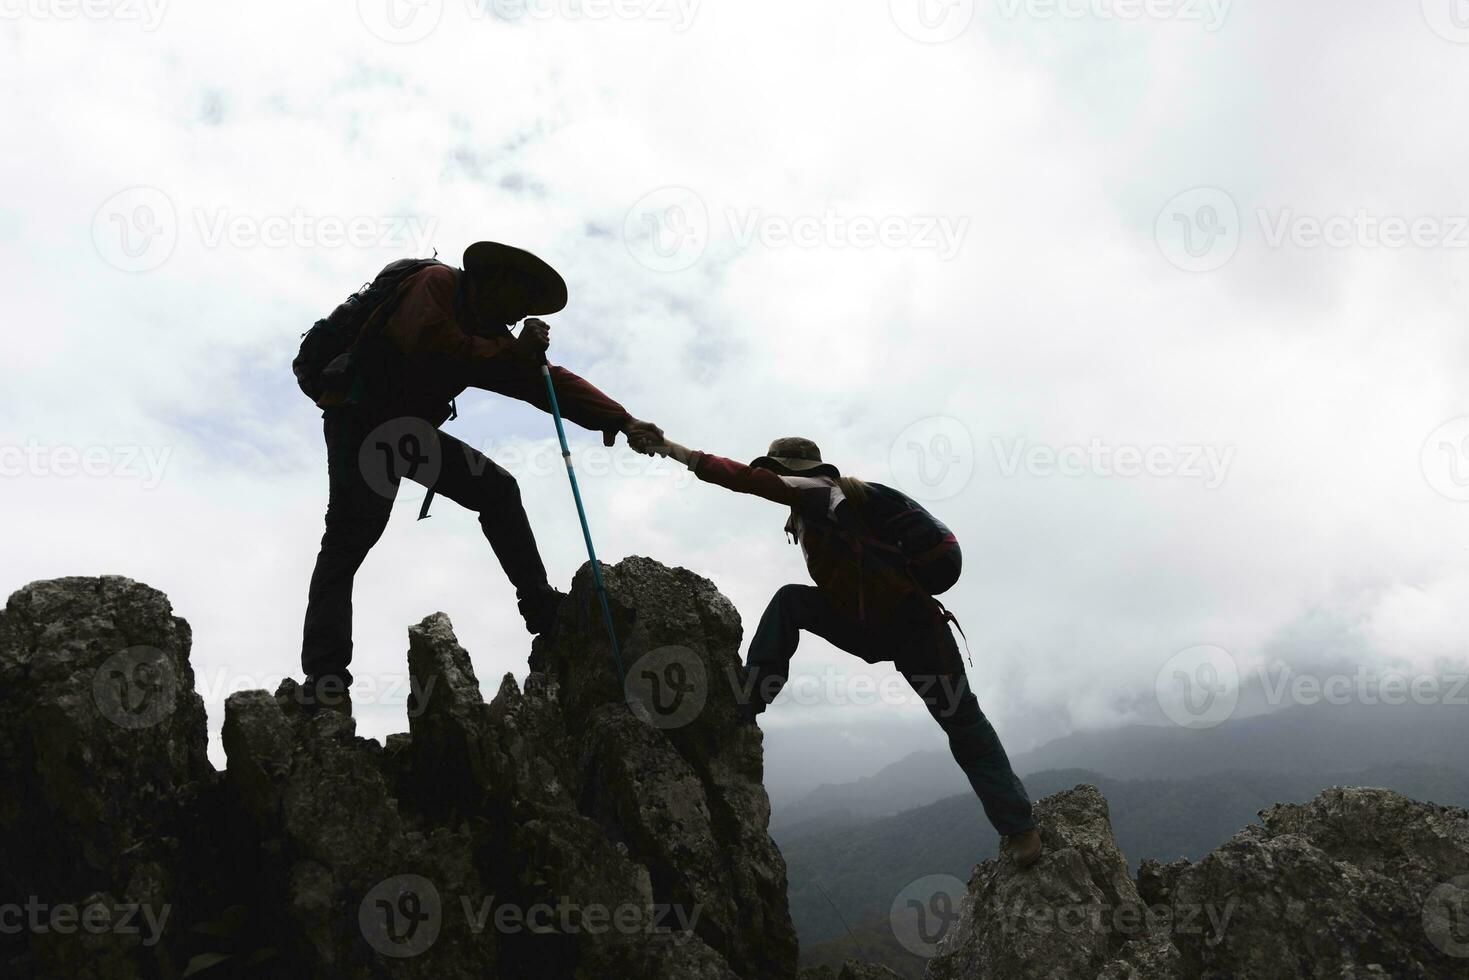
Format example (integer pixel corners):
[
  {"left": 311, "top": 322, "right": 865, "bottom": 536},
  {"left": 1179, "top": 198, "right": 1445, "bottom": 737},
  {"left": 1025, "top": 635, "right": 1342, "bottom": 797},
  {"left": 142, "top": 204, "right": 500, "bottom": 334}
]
[
  {"left": 923, "top": 783, "right": 1469, "bottom": 980},
  {"left": 0, "top": 558, "right": 797, "bottom": 979},
  {"left": 3, "top": 562, "right": 1467, "bottom": 980}
]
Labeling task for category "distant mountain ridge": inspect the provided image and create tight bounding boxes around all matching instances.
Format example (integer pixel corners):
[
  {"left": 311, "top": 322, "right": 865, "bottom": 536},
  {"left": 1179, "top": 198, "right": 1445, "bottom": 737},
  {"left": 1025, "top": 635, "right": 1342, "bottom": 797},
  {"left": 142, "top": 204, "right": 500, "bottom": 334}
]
[
  {"left": 782, "top": 762, "right": 1469, "bottom": 951},
  {"left": 774, "top": 699, "right": 1469, "bottom": 833}
]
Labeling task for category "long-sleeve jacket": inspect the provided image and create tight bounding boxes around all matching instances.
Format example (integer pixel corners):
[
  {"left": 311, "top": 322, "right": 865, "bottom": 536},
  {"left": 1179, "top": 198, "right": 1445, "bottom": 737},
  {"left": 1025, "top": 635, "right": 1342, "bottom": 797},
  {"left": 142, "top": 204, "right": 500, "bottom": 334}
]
[
  {"left": 372, "top": 264, "right": 632, "bottom": 435},
  {"left": 682, "top": 451, "right": 940, "bottom": 623}
]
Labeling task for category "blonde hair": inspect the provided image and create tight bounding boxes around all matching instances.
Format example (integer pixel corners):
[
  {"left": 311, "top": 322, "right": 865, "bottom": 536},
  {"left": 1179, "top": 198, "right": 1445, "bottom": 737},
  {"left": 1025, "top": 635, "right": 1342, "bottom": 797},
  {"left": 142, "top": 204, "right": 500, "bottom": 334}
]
[{"left": 837, "top": 475, "right": 869, "bottom": 507}]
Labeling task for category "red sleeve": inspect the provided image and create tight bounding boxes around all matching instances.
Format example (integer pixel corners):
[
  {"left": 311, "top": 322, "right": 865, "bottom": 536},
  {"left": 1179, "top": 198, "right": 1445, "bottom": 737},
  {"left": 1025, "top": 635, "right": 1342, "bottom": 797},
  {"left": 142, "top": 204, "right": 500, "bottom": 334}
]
[
  {"left": 383, "top": 265, "right": 515, "bottom": 362},
  {"left": 470, "top": 360, "right": 632, "bottom": 436},
  {"left": 689, "top": 452, "right": 801, "bottom": 506}
]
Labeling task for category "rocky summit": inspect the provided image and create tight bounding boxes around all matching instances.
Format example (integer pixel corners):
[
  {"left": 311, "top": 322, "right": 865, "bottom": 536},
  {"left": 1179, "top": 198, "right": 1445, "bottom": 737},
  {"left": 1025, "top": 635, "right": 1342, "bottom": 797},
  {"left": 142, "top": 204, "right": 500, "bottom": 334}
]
[
  {"left": 0, "top": 557, "right": 797, "bottom": 979},
  {"left": 924, "top": 784, "right": 1469, "bottom": 980},
  {"left": 2, "top": 560, "right": 1468, "bottom": 979}
]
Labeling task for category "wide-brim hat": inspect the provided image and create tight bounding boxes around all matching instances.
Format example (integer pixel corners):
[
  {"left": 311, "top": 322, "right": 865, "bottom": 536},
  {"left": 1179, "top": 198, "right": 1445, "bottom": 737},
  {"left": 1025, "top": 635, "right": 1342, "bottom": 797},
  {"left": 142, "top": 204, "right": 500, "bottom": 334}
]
[
  {"left": 463, "top": 241, "right": 568, "bottom": 316},
  {"left": 750, "top": 436, "right": 840, "bottom": 478}
]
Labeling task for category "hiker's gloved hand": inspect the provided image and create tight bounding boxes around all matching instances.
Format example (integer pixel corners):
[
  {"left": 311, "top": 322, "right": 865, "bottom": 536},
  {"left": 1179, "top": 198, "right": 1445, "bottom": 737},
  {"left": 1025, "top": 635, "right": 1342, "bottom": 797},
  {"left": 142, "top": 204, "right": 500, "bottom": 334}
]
[
  {"left": 515, "top": 318, "right": 551, "bottom": 360},
  {"left": 621, "top": 419, "right": 664, "bottom": 452}
]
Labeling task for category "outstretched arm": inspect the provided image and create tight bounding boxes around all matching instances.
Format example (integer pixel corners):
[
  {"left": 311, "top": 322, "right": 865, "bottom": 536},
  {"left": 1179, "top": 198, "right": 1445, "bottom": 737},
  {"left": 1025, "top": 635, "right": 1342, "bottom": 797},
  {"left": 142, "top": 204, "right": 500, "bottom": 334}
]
[{"left": 651, "top": 439, "right": 802, "bottom": 507}]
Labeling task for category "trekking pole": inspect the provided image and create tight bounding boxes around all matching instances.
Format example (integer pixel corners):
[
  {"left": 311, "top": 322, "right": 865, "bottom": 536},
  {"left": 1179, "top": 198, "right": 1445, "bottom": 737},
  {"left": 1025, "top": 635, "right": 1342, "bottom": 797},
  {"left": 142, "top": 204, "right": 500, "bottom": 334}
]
[{"left": 539, "top": 355, "right": 628, "bottom": 687}]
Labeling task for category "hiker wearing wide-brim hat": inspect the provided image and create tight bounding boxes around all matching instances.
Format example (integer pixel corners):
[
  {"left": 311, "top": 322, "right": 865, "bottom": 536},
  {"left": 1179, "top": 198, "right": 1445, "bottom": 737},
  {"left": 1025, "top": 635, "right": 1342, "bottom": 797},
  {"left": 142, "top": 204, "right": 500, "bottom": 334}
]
[
  {"left": 638, "top": 432, "right": 1043, "bottom": 866},
  {"left": 295, "top": 241, "right": 662, "bottom": 718}
]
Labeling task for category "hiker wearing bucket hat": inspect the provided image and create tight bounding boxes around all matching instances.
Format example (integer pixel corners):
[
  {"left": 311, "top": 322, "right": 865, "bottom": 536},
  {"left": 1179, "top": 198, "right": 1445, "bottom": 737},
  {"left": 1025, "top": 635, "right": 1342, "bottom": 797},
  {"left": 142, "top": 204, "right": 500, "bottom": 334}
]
[
  {"left": 637, "top": 433, "right": 1042, "bottom": 864},
  {"left": 296, "top": 242, "right": 662, "bottom": 717}
]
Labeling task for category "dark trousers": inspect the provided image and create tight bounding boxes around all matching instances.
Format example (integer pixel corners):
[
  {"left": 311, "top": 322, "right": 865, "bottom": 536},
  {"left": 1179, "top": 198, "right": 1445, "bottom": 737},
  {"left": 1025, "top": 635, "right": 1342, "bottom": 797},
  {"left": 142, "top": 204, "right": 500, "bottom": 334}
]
[
  {"left": 301, "top": 409, "right": 549, "bottom": 686},
  {"left": 747, "top": 584, "right": 1035, "bottom": 836}
]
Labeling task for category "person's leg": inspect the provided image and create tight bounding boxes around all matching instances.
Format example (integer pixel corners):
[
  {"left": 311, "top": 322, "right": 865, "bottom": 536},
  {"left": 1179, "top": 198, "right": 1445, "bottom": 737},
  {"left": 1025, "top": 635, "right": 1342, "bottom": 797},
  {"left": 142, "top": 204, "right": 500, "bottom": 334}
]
[
  {"left": 414, "top": 431, "right": 557, "bottom": 629},
  {"left": 899, "top": 626, "right": 1034, "bottom": 837},
  {"left": 301, "top": 410, "right": 397, "bottom": 692},
  {"left": 744, "top": 584, "right": 874, "bottom": 713}
]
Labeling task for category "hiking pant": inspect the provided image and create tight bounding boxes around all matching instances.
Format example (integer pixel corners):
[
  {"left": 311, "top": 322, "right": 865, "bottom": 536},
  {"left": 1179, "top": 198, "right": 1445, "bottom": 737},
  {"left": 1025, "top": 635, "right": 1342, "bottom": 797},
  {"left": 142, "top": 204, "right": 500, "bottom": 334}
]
[
  {"left": 746, "top": 584, "right": 1035, "bottom": 837},
  {"left": 301, "top": 408, "right": 549, "bottom": 686}
]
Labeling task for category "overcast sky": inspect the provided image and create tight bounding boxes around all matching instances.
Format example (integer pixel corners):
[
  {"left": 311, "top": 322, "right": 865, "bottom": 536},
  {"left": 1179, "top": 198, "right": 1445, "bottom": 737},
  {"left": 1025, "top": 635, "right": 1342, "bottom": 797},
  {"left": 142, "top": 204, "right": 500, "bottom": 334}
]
[{"left": 4, "top": 1, "right": 1469, "bottom": 786}]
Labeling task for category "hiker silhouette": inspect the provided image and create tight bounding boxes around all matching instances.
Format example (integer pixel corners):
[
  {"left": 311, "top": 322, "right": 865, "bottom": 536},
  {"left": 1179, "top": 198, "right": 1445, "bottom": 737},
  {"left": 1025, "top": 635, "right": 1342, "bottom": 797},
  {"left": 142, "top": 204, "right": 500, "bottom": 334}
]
[
  {"left": 294, "top": 242, "right": 661, "bottom": 715},
  {"left": 637, "top": 433, "right": 1043, "bottom": 861}
]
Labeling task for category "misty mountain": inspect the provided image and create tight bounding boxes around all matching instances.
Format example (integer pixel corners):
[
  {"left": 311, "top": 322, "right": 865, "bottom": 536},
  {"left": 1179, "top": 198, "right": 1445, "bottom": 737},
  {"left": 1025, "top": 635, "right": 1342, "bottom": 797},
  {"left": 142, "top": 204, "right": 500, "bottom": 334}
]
[
  {"left": 772, "top": 699, "right": 1469, "bottom": 832},
  {"left": 780, "top": 763, "right": 1469, "bottom": 950}
]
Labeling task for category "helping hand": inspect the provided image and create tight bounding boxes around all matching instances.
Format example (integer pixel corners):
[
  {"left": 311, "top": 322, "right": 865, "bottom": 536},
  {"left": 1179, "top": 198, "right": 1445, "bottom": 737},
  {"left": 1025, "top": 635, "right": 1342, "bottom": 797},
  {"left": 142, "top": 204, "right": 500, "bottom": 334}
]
[{"left": 622, "top": 419, "right": 665, "bottom": 454}]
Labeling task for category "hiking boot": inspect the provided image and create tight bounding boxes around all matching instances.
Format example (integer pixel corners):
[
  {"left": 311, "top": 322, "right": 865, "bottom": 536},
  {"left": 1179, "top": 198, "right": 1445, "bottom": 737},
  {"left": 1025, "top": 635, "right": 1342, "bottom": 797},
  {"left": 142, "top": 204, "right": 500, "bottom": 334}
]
[
  {"left": 302, "top": 675, "right": 353, "bottom": 718},
  {"left": 517, "top": 586, "right": 566, "bottom": 635},
  {"left": 1004, "top": 828, "right": 1044, "bottom": 869}
]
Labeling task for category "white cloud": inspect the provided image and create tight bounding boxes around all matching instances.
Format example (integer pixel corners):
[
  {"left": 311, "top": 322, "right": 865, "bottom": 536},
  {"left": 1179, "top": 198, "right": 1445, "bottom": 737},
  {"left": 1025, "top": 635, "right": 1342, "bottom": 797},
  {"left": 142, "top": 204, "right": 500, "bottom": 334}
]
[{"left": 3, "top": 1, "right": 1469, "bottom": 770}]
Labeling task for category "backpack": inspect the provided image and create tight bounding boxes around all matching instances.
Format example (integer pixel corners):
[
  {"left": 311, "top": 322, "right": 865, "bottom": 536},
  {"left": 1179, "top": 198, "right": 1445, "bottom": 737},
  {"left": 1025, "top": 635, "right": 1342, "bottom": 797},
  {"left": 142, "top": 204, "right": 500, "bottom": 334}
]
[
  {"left": 789, "top": 480, "right": 963, "bottom": 623},
  {"left": 859, "top": 483, "right": 962, "bottom": 596},
  {"left": 293, "top": 257, "right": 446, "bottom": 407}
]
